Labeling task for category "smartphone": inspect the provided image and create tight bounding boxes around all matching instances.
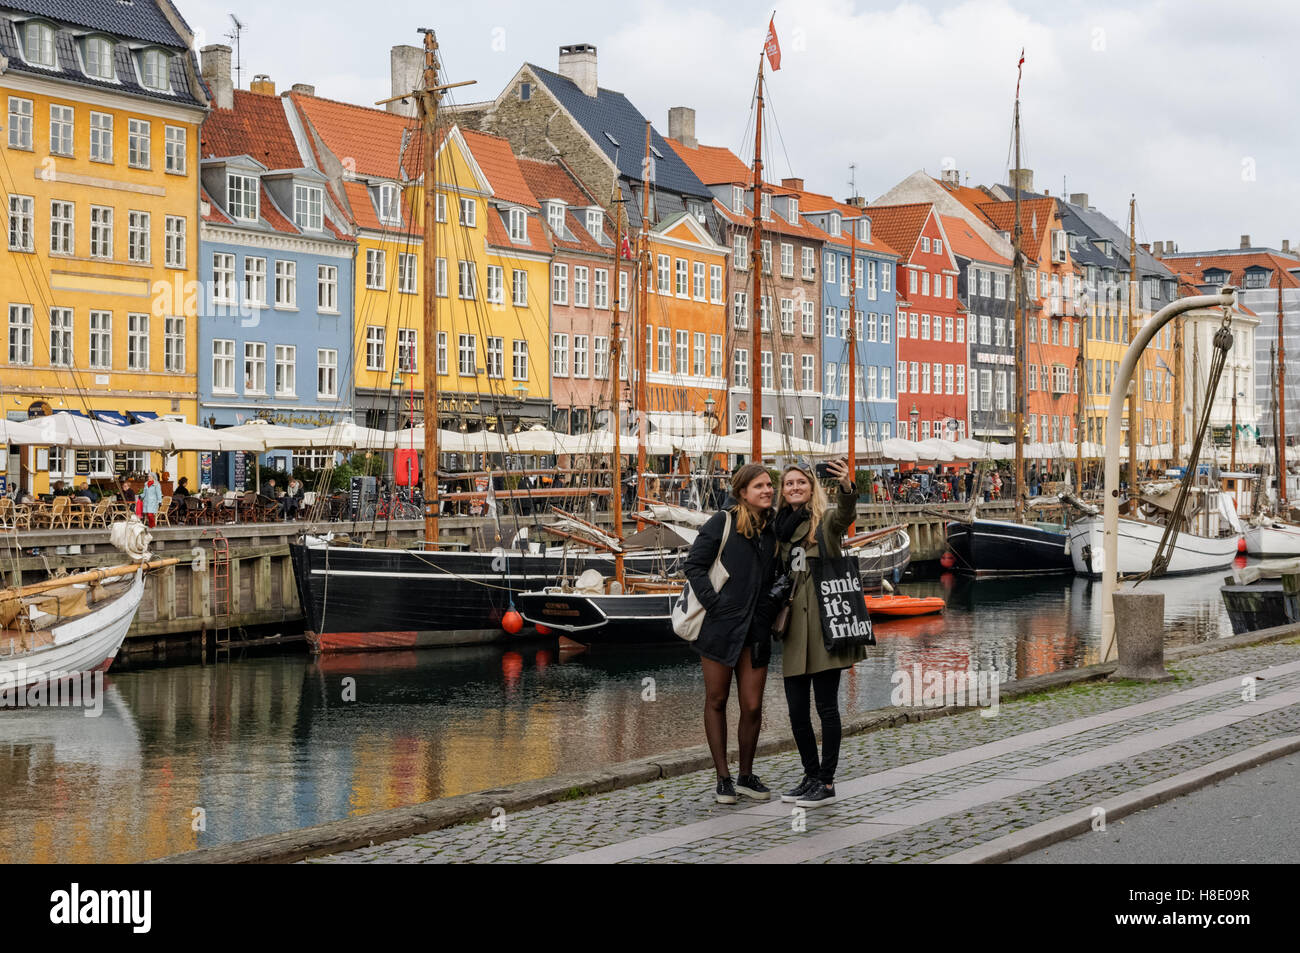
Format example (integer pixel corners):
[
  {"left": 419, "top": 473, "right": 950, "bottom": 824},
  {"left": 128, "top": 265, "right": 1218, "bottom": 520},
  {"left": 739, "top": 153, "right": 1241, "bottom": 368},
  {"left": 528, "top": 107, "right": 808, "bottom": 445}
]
[{"left": 814, "top": 461, "right": 834, "bottom": 480}]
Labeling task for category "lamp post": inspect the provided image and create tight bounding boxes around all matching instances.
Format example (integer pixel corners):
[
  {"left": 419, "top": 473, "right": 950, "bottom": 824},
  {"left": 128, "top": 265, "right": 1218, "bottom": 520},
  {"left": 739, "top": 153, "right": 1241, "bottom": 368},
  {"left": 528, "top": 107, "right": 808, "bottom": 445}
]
[{"left": 909, "top": 402, "right": 920, "bottom": 442}]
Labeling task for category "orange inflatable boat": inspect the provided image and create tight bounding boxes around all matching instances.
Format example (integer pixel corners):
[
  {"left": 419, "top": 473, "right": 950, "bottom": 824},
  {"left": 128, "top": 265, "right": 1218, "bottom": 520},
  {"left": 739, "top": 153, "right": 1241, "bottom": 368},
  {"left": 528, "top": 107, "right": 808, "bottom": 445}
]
[{"left": 864, "top": 594, "right": 945, "bottom": 617}]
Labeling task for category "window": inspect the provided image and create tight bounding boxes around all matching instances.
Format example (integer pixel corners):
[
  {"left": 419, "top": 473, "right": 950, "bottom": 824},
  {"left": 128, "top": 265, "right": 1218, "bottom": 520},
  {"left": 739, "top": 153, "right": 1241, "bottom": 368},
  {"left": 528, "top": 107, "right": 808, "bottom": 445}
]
[
  {"left": 164, "top": 126, "right": 186, "bottom": 174},
  {"left": 802, "top": 301, "right": 815, "bottom": 337},
  {"left": 733, "top": 292, "right": 749, "bottom": 329},
  {"left": 619, "top": 270, "right": 629, "bottom": 310},
  {"left": 574, "top": 266, "right": 589, "bottom": 307},
  {"left": 910, "top": 313, "right": 919, "bottom": 338},
  {"left": 840, "top": 256, "right": 850, "bottom": 296},
  {"left": 513, "top": 340, "right": 528, "bottom": 381},
  {"left": 921, "top": 236, "right": 931, "bottom": 253},
  {"left": 434, "top": 193, "right": 446, "bottom": 223},
  {"left": 547, "top": 201, "right": 566, "bottom": 233},
  {"left": 594, "top": 336, "right": 610, "bottom": 379},
  {"left": 227, "top": 173, "right": 260, "bottom": 221},
  {"left": 127, "top": 313, "right": 149, "bottom": 371},
  {"left": 881, "top": 311, "right": 891, "bottom": 344},
  {"left": 294, "top": 185, "right": 323, "bottom": 231},
  {"left": 512, "top": 269, "right": 528, "bottom": 306},
  {"left": 922, "top": 363, "right": 931, "bottom": 394},
  {"left": 212, "top": 339, "right": 235, "bottom": 392},
  {"left": 573, "top": 335, "right": 589, "bottom": 377},
  {"left": 128, "top": 119, "right": 150, "bottom": 168},
  {"left": 882, "top": 263, "right": 892, "bottom": 292},
  {"left": 164, "top": 315, "right": 184, "bottom": 372},
  {"left": 164, "top": 215, "right": 185, "bottom": 268},
  {"left": 503, "top": 206, "right": 528, "bottom": 243},
  {"left": 733, "top": 349, "right": 749, "bottom": 387},
  {"left": 762, "top": 241, "right": 773, "bottom": 275},
  {"left": 692, "top": 332, "right": 706, "bottom": 376},
  {"left": 552, "top": 333, "right": 569, "bottom": 377},
  {"left": 732, "top": 186, "right": 745, "bottom": 213},
  {"left": 317, "top": 264, "right": 338, "bottom": 312},
  {"left": 734, "top": 233, "right": 749, "bottom": 269},
  {"left": 896, "top": 360, "right": 907, "bottom": 394},
  {"left": 763, "top": 298, "right": 774, "bottom": 332},
  {"left": 397, "top": 330, "right": 417, "bottom": 374},
  {"left": 243, "top": 341, "right": 268, "bottom": 391},
  {"left": 141, "top": 49, "right": 170, "bottom": 91},
  {"left": 881, "top": 366, "right": 892, "bottom": 400},
  {"left": 956, "top": 364, "right": 966, "bottom": 395},
  {"left": 49, "top": 104, "right": 73, "bottom": 156},
  {"left": 690, "top": 261, "right": 705, "bottom": 300},
  {"left": 364, "top": 249, "right": 386, "bottom": 289},
  {"left": 84, "top": 36, "right": 114, "bottom": 79},
  {"left": 897, "top": 311, "right": 907, "bottom": 340},
  {"left": 802, "top": 246, "right": 816, "bottom": 280},
  {"left": 241, "top": 257, "right": 267, "bottom": 305},
  {"left": 378, "top": 184, "right": 400, "bottom": 225},
  {"left": 211, "top": 252, "right": 236, "bottom": 303},
  {"left": 8, "top": 195, "right": 33, "bottom": 251},
  {"left": 89, "top": 311, "right": 111, "bottom": 369},
  {"left": 945, "top": 316, "right": 954, "bottom": 342},
  {"left": 317, "top": 349, "right": 337, "bottom": 398},
  {"left": 867, "top": 365, "right": 878, "bottom": 399},
  {"left": 761, "top": 351, "right": 773, "bottom": 388},
  {"left": 825, "top": 307, "right": 838, "bottom": 338},
  {"left": 89, "top": 111, "right": 112, "bottom": 162},
  {"left": 458, "top": 334, "right": 477, "bottom": 376},
  {"left": 908, "top": 269, "right": 917, "bottom": 294},
  {"left": 780, "top": 242, "right": 794, "bottom": 278},
  {"left": 476, "top": 335, "right": 501, "bottom": 380},
  {"left": 22, "top": 21, "right": 53, "bottom": 66},
  {"left": 945, "top": 364, "right": 954, "bottom": 395},
  {"left": 7, "top": 304, "right": 33, "bottom": 364},
  {"left": 48, "top": 307, "right": 73, "bottom": 367},
  {"left": 922, "top": 272, "right": 930, "bottom": 296},
  {"left": 946, "top": 275, "right": 953, "bottom": 298},
  {"left": 780, "top": 352, "right": 794, "bottom": 390},
  {"left": 127, "top": 210, "right": 149, "bottom": 262},
  {"left": 780, "top": 298, "right": 795, "bottom": 335},
  {"left": 365, "top": 327, "right": 385, "bottom": 372},
  {"left": 275, "top": 260, "right": 297, "bottom": 307},
  {"left": 89, "top": 205, "right": 113, "bottom": 258},
  {"left": 459, "top": 197, "right": 476, "bottom": 226},
  {"left": 551, "top": 263, "right": 568, "bottom": 304},
  {"left": 921, "top": 314, "right": 930, "bottom": 340},
  {"left": 458, "top": 260, "right": 477, "bottom": 300},
  {"left": 436, "top": 332, "right": 447, "bottom": 375},
  {"left": 710, "top": 334, "right": 723, "bottom": 378},
  {"left": 585, "top": 208, "right": 603, "bottom": 237},
  {"left": 675, "top": 258, "right": 689, "bottom": 296},
  {"left": 592, "top": 269, "right": 609, "bottom": 310},
  {"left": 485, "top": 264, "right": 504, "bottom": 305},
  {"left": 676, "top": 330, "right": 689, "bottom": 374},
  {"left": 397, "top": 253, "right": 417, "bottom": 294}
]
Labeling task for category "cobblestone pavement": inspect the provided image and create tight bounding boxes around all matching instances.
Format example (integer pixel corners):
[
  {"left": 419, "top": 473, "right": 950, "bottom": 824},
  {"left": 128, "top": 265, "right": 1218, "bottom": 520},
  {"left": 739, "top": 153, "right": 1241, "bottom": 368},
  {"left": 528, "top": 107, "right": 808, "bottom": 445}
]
[{"left": 306, "top": 641, "right": 1300, "bottom": 864}]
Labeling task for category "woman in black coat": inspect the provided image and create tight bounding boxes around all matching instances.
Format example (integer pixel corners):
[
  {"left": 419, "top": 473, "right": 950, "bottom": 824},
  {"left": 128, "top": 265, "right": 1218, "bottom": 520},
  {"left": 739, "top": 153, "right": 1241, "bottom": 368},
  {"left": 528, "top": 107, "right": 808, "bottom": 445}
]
[{"left": 683, "top": 462, "right": 778, "bottom": 805}]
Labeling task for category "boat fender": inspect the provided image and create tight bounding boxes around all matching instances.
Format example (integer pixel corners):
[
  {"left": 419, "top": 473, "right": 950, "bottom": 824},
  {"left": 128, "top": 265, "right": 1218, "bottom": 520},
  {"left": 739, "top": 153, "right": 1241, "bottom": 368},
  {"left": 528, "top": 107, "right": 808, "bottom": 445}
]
[{"left": 501, "top": 610, "right": 524, "bottom": 634}]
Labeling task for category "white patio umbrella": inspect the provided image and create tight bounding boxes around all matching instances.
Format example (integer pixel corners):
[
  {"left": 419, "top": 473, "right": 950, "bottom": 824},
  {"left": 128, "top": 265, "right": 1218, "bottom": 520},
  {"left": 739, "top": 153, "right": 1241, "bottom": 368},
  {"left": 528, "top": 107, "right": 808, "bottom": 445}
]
[
  {"left": 220, "top": 420, "right": 322, "bottom": 449},
  {"left": 913, "top": 438, "right": 957, "bottom": 462},
  {"left": 879, "top": 438, "right": 920, "bottom": 462},
  {"left": 564, "top": 430, "right": 677, "bottom": 456},
  {"left": 121, "top": 418, "right": 264, "bottom": 452},
  {"left": 305, "top": 421, "right": 403, "bottom": 450},
  {"left": 827, "top": 435, "right": 888, "bottom": 459},
  {"left": 31, "top": 412, "right": 164, "bottom": 449},
  {"left": 692, "top": 429, "right": 827, "bottom": 456},
  {"left": 506, "top": 427, "right": 568, "bottom": 455},
  {"left": 0, "top": 417, "right": 54, "bottom": 445}
]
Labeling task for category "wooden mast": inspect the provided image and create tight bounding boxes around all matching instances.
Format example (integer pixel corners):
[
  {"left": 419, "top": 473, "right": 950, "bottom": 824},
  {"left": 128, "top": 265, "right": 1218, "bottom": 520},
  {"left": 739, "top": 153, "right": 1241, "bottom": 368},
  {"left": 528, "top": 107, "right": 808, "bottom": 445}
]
[
  {"left": 750, "top": 54, "right": 765, "bottom": 461},
  {"left": 847, "top": 209, "right": 857, "bottom": 534},
  {"left": 610, "top": 188, "right": 627, "bottom": 584},
  {"left": 1231, "top": 364, "right": 1238, "bottom": 471},
  {"left": 636, "top": 121, "right": 652, "bottom": 530},
  {"left": 412, "top": 30, "right": 474, "bottom": 549},
  {"left": 1127, "top": 196, "right": 1138, "bottom": 498},
  {"left": 1278, "top": 276, "right": 1288, "bottom": 506},
  {"left": 1075, "top": 280, "right": 1085, "bottom": 490},
  {"left": 1172, "top": 309, "right": 1184, "bottom": 461},
  {"left": 1012, "top": 96, "right": 1025, "bottom": 524}
]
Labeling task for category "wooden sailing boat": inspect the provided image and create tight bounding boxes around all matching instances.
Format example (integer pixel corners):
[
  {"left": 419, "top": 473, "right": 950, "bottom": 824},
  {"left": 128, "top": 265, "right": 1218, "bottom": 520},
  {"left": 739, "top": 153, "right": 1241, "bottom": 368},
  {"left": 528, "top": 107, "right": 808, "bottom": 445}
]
[{"left": 1245, "top": 278, "right": 1300, "bottom": 554}]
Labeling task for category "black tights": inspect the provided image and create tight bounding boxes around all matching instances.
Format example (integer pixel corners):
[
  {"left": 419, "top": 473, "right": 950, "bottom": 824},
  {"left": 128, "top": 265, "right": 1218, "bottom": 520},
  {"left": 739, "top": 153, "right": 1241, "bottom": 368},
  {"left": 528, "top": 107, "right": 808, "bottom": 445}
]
[
  {"left": 701, "top": 650, "right": 767, "bottom": 779},
  {"left": 783, "top": 668, "right": 842, "bottom": 785}
]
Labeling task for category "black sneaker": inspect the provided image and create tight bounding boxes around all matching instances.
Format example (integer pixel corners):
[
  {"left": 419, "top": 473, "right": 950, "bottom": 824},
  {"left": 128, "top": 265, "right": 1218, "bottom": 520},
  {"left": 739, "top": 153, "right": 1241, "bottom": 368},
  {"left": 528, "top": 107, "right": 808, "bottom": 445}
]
[
  {"left": 781, "top": 775, "right": 817, "bottom": 803},
  {"left": 715, "top": 776, "right": 738, "bottom": 804},
  {"left": 795, "top": 780, "right": 837, "bottom": 808},
  {"left": 735, "top": 774, "right": 771, "bottom": 801}
]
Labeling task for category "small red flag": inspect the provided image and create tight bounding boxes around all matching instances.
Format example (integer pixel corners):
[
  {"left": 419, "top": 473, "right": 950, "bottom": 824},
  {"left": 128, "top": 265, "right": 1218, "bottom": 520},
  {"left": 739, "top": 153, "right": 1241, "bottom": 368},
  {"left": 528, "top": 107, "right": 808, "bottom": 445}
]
[
  {"left": 1015, "top": 47, "right": 1025, "bottom": 98},
  {"left": 620, "top": 236, "right": 633, "bottom": 259},
  {"left": 765, "top": 16, "right": 781, "bottom": 71}
]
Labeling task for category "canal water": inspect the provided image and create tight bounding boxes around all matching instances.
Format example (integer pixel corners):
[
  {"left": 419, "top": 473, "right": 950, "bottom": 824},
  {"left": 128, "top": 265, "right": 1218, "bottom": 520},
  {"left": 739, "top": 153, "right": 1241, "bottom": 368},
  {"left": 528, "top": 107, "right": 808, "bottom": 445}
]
[{"left": 0, "top": 566, "right": 1247, "bottom": 862}]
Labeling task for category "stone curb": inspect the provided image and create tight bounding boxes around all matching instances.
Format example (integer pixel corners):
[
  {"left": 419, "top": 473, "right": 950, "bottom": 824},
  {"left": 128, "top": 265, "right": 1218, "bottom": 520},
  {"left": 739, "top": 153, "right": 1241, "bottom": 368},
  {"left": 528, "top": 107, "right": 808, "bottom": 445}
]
[
  {"left": 934, "top": 734, "right": 1300, "bottom": 864},
  {"left": 153, "top": 621, "right": 1300, "bottom": 864}
]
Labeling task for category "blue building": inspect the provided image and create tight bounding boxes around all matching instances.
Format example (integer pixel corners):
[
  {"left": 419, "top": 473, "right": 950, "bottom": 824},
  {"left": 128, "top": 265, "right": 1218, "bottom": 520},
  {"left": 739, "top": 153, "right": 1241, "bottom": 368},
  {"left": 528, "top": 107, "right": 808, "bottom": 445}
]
[
  {"left": 197, "top": 81, "right": 355, "bottom": 489},
  {"left": 802, "top": 200, "right": 900, "bottom": 447}
]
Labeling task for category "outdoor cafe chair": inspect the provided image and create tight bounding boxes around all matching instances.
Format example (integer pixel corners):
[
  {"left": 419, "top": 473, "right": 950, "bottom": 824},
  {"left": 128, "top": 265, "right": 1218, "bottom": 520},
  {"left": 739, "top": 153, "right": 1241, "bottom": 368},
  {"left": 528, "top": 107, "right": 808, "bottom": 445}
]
[
  {"left": 0, "top": 497, "right": 32, "bottom": 531},
  {"left": 156, "top": 496, "right": 173, "bottom": 527}
]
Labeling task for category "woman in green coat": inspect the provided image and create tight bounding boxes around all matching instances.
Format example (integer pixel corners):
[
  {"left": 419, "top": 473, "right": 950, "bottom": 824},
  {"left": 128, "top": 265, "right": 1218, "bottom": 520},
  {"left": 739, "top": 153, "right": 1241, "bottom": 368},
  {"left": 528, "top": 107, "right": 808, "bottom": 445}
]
[{"left": 772, "top": 458, "right": 867, "bottom": 807}]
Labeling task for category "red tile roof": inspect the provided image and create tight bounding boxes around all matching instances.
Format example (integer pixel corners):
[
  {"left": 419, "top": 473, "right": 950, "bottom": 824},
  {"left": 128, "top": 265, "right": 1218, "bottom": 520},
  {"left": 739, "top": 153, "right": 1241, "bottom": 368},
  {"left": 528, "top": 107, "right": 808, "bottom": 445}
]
[
  {"left": 1159, "top": 250, "right": 1300, "bottom": 290},
  {"left": 516, "top": 157, "right": 612, "bottom": 256},
  {"left": 460, "top": 129, "right": 538, "bottom": 209},
  {"left": 288, "top": 91, "right": 426, "bottom": 182},
  {"left": 485, "top": 210, "right": 551, "bottom": 255},
  {"left": 666, "top": 138, "right": 751, "bottom": 185},
  {"left": 977, "top": 197, "right": 1056, "bottom": 259},
  {"left": 932, "top": 177, "right": 998, "bottom": 221},
  {"left": 342, "top": 180, "right": 414, "bottom": 234},
  {"left": 258, "top": 185, "right": 296, "bottom": 235},
  {"left": 861, "top": 202, "right": 935, "bottom": 262},
  {"left": 940, "top": 215, "right": 1009, "bottom": 266},
  {"left": 200, "top": 90, "right": 303, "bottom": 168}
]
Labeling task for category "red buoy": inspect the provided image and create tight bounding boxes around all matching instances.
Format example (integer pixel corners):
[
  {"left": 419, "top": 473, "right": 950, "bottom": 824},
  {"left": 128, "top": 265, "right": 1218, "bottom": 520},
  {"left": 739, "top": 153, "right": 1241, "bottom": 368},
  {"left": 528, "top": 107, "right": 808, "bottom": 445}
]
[
  {"left": 1237, "top": 537, "right": 1247, "bottom": 553},
  {"left": 501, "top": 610, "right": 524, "bottom": 634},
  {"left": 535, "top": 623, "right": 552, "bottom": 636},
  {"left": 939, "top": 551, "right": 956, "bottom": 569}
]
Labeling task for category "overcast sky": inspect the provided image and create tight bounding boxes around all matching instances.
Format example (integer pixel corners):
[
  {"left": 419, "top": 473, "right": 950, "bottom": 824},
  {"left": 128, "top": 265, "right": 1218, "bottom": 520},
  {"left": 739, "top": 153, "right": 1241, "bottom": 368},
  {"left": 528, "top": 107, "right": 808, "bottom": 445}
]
[{"left": 183, "top": 0, "right": 1298, "bottom": 253}]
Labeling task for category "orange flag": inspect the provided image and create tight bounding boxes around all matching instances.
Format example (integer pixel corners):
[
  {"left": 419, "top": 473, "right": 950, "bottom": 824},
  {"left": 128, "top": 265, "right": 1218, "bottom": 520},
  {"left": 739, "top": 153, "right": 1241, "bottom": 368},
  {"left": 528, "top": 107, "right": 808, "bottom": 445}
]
[{"left": 765, "top": 16, "right": 781, "bottom": 71}]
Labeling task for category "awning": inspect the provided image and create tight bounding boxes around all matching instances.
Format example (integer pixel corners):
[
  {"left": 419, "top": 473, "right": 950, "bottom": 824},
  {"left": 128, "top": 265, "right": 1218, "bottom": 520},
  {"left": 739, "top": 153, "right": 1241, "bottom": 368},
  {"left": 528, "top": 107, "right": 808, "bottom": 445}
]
[
  {"left": 94, "top": 410, "right": 130, "bottom": 427},
  {"left": 129, "top": 410, "right": 159, "bottom": 422}
]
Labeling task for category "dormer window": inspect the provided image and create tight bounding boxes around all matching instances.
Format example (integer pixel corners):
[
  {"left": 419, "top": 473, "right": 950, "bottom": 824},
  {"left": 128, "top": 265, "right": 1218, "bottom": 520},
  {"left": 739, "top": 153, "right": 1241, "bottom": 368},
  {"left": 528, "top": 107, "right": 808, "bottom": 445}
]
[
  {"left": 509, "top": 207, "right": 527, "bottom": 242},
  {"left": 788, "top": 196, "right": 798, "bottom": 222},
  {"left": 687, "top": 201, "right": 704, "bottom": 224},
  {"left": 141, "top": 49, "right": 170, "bottom": 91},
  {"left": 585, "top": 208, "right": 603, "bottom": 237},
  {"left": 227, "top": 173, "right": 259, "bottom": 221},
  {"left": 760, "top": 192, "right": 771, "bottom": 221},
  {"left": 519, "top": 82, "right": 532, "bottom": 101},
  {"left": 84, "top": 36, "right": 114, "bottom": 80},
  {"left": 377, "top": 183, "right": 400, "bottom": 225},
  {"left": 547, "top": 201, "right": 566, "bottom": 234},
  {"left": 294, "top": 184, "right": 323, "bottom": 231},
  {"left": 1244, "top": 269, "right": 1271, "bottom": 289},
  {"left": 856, "top": 218, "right": 869, "bottom": 242},
  {"left": 829, "top": 212, "right": 841, "bottom": 236},
  {"left": 24, "top": 22, "right": 55, "bottom": 67},
  {"left": 732, "top": 186, "right": 744, "bottom": 214}
]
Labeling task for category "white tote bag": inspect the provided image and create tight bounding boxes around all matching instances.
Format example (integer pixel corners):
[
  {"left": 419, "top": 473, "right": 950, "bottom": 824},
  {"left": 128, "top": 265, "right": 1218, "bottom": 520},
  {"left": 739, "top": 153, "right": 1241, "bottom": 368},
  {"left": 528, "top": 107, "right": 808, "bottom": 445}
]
[{"left": 671, "top": 510, "right": 731, "bottom": 642}]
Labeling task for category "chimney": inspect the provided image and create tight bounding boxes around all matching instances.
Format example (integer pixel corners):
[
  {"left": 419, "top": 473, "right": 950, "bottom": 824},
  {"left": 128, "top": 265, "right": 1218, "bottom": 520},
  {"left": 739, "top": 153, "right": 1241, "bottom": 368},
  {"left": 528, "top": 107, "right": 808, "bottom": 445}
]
[
  {"left": 1152, "top": 241, "right": 1163, "bottom": 255},
  {"left": 1165, "top": 240, "right": 1178, "bottom": 255},
  {"left": 1140, "top": 243, "right": 1151, "bottom": 253},
  {"left": 846, "top": 196, "right": 868, "bottom": 209},
  {"left": 389, "top": 45, "right": 423, "bottom": 117},
  {"left": 940, "top": 168, "right": 960, "bottom": 186},
  {"left": 781, "top": 177, "right": 804, "bottom": 191},
  {"left": 1283, "top": 239, "right": 1293, "bottom": 255},
  {"left": 558, "top": 44, "right": 598, "bottom": 97},
  {"left": 250, "top": 74, "right": 275, "bottom": 96},
  {"left": 200, "top": 44, "right": 234, "bottom": 111},
  {"left": 668, "top": 106, "right": 696, "bottom": 149},
  {"left": 1069, "top": 192, "right": 1089, "bottom": 208},
  {"left": 290, "top": 83, "right": 315, "bottom": 97},
  {"left": 1008, "top": 168, "right": 1034, "bottom": 194},
  {"left": 1240, "top": 234, "right": 1251, "bottom": 249}
]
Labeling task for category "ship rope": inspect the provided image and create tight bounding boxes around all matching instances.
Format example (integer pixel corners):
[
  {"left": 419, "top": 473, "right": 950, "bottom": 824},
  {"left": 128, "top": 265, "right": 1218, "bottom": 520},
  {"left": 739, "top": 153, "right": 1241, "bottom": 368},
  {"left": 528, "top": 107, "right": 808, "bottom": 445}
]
[{"left": 1134, "top": 306, "right": 1234, "bottom": 583}]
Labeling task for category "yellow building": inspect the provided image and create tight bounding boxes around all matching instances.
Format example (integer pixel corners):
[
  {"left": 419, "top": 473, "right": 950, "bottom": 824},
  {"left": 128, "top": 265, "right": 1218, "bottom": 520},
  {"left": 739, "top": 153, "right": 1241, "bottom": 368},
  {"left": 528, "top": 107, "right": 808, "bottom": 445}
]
[
  {"left": 287, "top": 90, "right": 553, "bottom": 435},
  {"left": 0, "top": 3, "right": 207, "bottom": 492}
]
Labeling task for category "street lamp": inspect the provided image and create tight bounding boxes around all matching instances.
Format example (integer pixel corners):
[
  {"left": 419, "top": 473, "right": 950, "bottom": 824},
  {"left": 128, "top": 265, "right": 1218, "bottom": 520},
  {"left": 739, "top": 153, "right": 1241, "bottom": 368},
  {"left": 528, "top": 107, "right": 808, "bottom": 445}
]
[{"left": 909, "top": 402, "right": 920, "bottom": 441}]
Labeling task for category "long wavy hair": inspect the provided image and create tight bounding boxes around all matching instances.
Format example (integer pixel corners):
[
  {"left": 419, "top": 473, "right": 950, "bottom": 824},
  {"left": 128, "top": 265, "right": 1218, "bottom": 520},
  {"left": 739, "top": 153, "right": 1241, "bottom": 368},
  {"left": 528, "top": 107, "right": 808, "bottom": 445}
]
[
  {"left": 776, "top": 463, "right": 829, "bottom": 545},
  {"left": 729, "top": 462, "right": 772, "bottom": 538}
]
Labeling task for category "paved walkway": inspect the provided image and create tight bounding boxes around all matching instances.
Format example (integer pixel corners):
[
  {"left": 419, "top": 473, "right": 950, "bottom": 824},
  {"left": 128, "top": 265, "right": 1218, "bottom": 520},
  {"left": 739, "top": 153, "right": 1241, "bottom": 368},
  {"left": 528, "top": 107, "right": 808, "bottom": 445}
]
[{"left": 306, "top": 640, "right": 1300, "bottom": 864}]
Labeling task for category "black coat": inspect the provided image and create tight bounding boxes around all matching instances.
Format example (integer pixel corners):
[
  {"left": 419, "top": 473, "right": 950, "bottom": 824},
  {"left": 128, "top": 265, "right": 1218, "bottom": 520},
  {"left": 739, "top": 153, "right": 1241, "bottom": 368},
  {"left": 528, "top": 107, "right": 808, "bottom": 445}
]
[{"left": 683, "top": 507, "right": 777, "bottom": 667}]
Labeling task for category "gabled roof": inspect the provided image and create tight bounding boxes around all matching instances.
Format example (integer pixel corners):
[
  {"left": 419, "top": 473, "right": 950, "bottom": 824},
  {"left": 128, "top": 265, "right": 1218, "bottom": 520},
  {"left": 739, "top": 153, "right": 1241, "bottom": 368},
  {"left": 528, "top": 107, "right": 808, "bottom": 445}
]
[
  {"left": 460, "top": 129, "right": 537, "bottom": 209},
  {"left": 201, "top": 90, "right": 304, "bottom": 170},
  {"left": 940, "top": 215, "right": 1009, "bottom": 267},
  {"left": 516, "top": 157, "right": 612, "bottom": 256},
  {"left": 526, "top": 63, "right": 710, "bottom": 199},
  {"left": 2, "top": 0, "right": 186, "bottom": 47},
  {"left": 932, "top": 177, "right": 998, "bottom": 219},
  {"left": 977, "top": 197, "right": 1057, "bottom": 258},
  {"left": 1159, "top": 250, "right": 1300, "bottom": 290},
  {"left": 288, "top": 91, "right": 425, "bottom": 182},
  {"left": 341, "top": 180, "right": 414, "bottom": 234},
  {"left": 485, "top": 209, "right": 550, "bottom": 255},
  {"left": 860, "top": 202, "right": 936, "bottom": 262},
  {"left": 665, "top": 139, "right": 751, "bottom": 185}
]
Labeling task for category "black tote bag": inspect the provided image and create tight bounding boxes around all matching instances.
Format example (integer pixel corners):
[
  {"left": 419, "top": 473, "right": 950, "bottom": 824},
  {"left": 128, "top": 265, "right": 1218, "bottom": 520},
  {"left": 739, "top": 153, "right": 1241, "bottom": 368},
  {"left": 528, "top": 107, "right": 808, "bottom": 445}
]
[{"left": 811, "top": 525, "right": 875, "bottom": 649}]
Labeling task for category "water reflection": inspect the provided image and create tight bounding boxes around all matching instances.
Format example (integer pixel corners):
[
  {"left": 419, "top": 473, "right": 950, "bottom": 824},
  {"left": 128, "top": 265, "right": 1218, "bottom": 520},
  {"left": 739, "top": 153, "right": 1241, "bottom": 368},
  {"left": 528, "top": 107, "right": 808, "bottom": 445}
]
[{"left": 0, "top": 566, "right": 1239, "bottom": 862}]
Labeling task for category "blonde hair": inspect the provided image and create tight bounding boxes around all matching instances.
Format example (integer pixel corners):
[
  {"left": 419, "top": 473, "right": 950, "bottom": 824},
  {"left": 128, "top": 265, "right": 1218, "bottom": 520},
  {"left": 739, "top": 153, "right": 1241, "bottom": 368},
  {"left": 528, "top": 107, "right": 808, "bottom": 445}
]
[
  {"left": 729, "top": 463, "right": 772, "bottom": 538},
  {"left": 777, "top": 463, "right": 830, "bottom": 545}
]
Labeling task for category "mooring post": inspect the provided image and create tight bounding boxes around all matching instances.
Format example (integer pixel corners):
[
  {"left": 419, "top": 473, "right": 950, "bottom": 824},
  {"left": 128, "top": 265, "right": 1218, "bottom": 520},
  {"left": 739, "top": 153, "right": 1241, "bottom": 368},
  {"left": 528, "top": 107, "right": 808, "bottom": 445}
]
[{"left": 1111, "top": 591, "right": 1171, "bottom": 681}]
